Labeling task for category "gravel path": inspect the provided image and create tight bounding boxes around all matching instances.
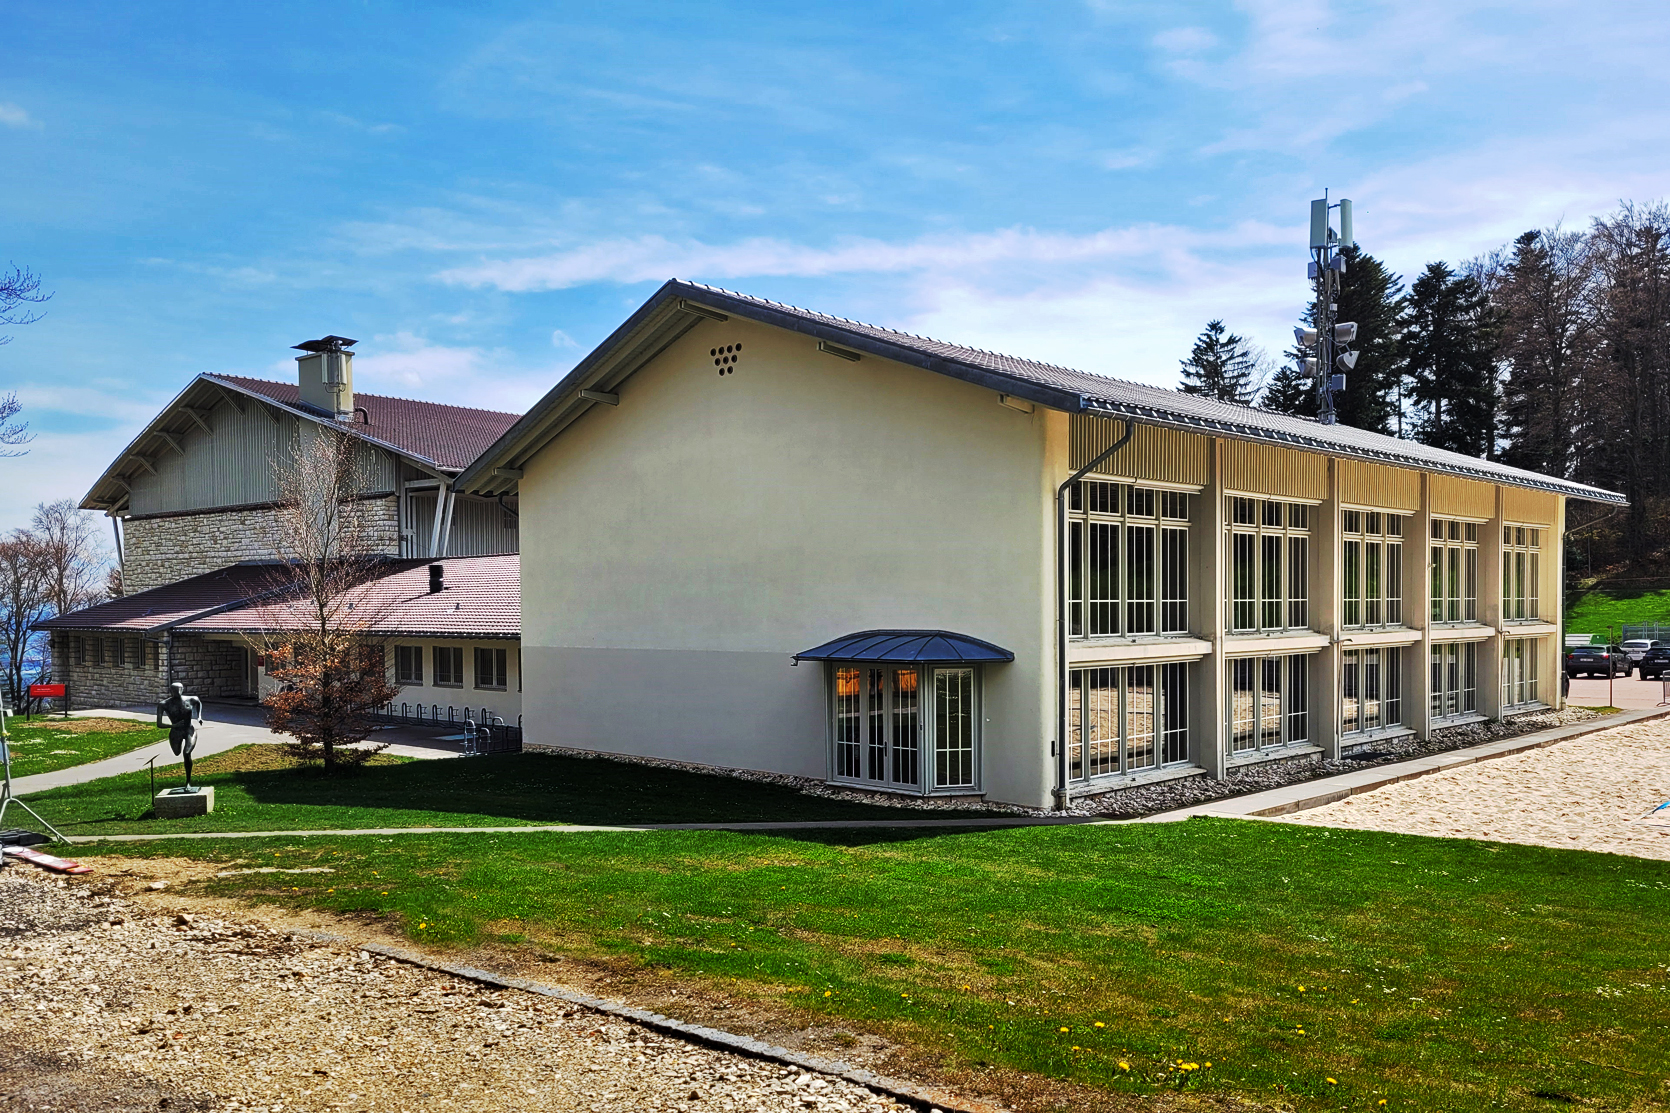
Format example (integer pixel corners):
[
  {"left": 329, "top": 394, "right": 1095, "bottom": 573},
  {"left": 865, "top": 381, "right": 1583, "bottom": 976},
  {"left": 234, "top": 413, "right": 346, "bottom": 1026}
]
[
  {"left": 1283, "top": 715, "right": 1670, "bottom": 860},
  {"left": 0, "top": 869, "right": 910, "bottom": 1113}
]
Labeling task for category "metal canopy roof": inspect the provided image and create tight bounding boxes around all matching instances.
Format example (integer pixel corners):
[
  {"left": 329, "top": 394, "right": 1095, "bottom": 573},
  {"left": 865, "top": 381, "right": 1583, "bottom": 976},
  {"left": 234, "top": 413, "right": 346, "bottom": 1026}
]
[
  {"left": 453, "top": 279, "right": 1627, "bottom": 507},
  {"left": 793, "top": 630, "right": 1015, "bottom": 664}
]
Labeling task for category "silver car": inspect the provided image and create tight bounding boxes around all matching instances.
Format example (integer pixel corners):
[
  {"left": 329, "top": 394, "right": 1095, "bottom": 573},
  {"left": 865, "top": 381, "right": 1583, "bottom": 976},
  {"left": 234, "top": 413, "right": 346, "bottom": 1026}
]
[{"left": 1622, "top": 639, "right": 1666, "bottom": 662}]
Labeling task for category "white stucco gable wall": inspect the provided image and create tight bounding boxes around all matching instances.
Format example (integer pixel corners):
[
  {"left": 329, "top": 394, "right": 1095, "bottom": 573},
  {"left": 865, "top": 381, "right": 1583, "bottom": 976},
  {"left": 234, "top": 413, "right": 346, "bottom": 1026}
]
[{"left": 517, "top": 312, "right": 1060, "bottom": 806}]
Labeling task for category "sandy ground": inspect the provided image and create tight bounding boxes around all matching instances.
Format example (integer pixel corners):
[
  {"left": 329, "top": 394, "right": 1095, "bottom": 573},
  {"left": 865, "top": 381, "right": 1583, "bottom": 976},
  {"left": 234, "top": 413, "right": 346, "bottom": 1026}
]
[
  {"left": 1284, "top": 715, "right": 1670, "bottom": 859},
  {"left": 0, "top": 867, "right": 914, "bottom": 1113}
]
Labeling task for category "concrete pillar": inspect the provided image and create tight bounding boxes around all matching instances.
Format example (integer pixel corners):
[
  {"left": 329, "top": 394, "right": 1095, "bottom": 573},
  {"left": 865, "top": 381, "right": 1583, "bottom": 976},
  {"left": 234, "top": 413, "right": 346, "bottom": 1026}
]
[
  {"left": 1414, "top": 473, "right": 1433, "bottom": 740},
  {"left": 1317, "top": 457, "right": 1343, "bottom": 759},
  {"left": 1197, "top": 437, "right": 1228, "bottom": 778},
  {"left": 1480, "top": 485, "right": 1505, "bottom": 721}
]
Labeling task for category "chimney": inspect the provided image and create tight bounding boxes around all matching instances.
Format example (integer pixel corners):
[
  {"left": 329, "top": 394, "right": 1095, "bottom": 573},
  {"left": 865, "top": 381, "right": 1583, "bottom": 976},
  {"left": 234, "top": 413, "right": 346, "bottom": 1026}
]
[
  {"left": 429, "top": 563, "right": 444, "bottom": 593},
  {"left": 292, "top": 335, "right": 358, "bottom": 420}
]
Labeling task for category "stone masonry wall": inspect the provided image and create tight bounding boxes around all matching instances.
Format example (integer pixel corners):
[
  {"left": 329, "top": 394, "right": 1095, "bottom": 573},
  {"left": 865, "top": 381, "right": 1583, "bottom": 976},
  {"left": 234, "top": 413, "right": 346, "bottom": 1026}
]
[
  {"left": 49, "top": 633, "right": 251, "bottom": 711},
  {"left": 122, "top": 498, "right": 399, "bottom": 593}
]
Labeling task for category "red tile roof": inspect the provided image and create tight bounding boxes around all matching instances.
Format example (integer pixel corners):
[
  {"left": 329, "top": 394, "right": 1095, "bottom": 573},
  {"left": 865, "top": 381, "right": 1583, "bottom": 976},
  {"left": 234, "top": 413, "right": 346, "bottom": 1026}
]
[
  {"left": 35, "top": 555, "right": 520, "bottom": 640},
  {"left": 208, "top": 375, "right": 521, "bottom": 472},
  {"left": 35, "top": 564, "right": 290, "bottom": 633},
  {"left": 178, "top": 554, "right": 520, "bottom": 639}
]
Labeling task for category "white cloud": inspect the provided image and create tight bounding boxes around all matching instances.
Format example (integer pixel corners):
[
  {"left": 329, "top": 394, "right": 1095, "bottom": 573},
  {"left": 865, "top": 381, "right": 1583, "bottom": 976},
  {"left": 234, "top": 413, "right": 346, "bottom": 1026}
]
[
  {"left": 438, "top": 223, "right": 1290, "bottom": 292},
  {"left": 1152, "top": 27, "right": 1217, "bottom": 54},
  {"left": 0, "top": 102, "right": 39, "bottom": 129},
  {"left": 351, "top": 332, "right": 559, "bottom": 414},
  {"left": 550, "top": 329, "right": 578, "bottom": 348}
]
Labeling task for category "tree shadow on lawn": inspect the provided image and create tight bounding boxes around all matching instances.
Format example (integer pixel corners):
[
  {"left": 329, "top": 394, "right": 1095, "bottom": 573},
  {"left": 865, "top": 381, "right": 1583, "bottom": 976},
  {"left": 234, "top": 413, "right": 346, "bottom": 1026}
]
[{"left": 172, "top": 750, "right": 1023, "bottom": 827}]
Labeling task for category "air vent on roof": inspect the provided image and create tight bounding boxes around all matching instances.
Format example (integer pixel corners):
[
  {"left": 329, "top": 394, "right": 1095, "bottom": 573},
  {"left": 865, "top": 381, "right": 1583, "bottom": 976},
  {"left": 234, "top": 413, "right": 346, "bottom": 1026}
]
[{"left": 710, "top": 342, "right": 742, "bottom": 377}]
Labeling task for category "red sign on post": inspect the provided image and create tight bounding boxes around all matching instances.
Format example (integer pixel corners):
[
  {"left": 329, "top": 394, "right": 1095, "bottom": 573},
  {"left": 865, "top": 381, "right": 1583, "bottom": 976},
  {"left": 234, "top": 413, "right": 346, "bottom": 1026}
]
[{"left": 28, "top": 683, "right": 66, "bottom": 698}]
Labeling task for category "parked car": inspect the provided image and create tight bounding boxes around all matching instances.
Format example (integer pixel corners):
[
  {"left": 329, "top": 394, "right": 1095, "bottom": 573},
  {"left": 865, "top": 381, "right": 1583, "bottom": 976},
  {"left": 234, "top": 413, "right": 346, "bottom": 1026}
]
[
  {"left": 1640, "top": 645, "right": 1670, "bottom": 680},
  {"left": 1565, "top": 644, "right": 1632, "bottom": 678},
  {"left": 1621, "top": 639, "right": 1666, "bottom": 663}
]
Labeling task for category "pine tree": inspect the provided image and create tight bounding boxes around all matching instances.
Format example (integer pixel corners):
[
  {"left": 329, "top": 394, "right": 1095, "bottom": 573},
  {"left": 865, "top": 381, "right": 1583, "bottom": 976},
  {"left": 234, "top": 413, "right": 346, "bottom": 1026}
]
[
  {"left": 1179, "top": 320, "right": 1260, "bottom": 405},
  {"left": 1259, "top": 358, "right": 1317, "bottom": 417},
  {"left": 1402, "top": 262, "right": 1501, "bottom": 458}
]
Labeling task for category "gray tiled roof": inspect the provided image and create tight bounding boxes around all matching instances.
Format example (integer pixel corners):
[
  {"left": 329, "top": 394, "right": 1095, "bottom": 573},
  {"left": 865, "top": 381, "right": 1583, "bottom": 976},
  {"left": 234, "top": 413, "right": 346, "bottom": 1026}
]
[{"left": 668, "top": 282, "right": 1624, "bottom": 505}]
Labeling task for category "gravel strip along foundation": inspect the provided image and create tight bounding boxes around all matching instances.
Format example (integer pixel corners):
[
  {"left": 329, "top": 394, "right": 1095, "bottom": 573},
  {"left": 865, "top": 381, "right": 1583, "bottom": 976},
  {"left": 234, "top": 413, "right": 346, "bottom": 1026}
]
[
  {"left": 0, "top": 868, "right": 985, "bottom": 1113},
  {"left": 1282, "top": 715, "right": 1670, "bottom": 859}
]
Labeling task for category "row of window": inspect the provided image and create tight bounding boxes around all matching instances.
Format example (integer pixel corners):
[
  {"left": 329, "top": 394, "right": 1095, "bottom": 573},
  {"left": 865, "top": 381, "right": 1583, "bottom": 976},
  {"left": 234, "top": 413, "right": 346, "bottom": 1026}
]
[
  {"left": 63, "top": 635, "right": 159, "bottom": 671},
  {"left": 1067, "top": 662, "right": 1189, "bottom": 780},
  {"left": 1067, "top": 483, "right": 1547, "bottom": 640},
  {"left": 392, "top": 644, "right": 512, "bottom": 691}
]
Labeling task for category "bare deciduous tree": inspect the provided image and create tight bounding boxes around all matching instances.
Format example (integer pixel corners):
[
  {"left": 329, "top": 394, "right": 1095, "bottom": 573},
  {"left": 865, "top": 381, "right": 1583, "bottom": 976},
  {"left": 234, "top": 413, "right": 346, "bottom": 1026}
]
[
  {"left": 0, "top": 392, "right": 30, "bottom": 458},
  {"left": 30, "top": 499, "right": 109, "bottom": 615},
  {"left": 0, "top": 264, "right": 50, "bottom": 346},
  {"left": 257, "top": 426, "right": 397, "bottom": 771},
  {"left": 0, "top": 533, "right": 50, "bottom": 702}
]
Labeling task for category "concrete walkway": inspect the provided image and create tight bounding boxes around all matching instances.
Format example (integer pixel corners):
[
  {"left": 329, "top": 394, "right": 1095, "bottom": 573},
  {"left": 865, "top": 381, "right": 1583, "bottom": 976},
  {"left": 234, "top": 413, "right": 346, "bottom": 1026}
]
[
  {"left": 1140, "top": 705, "right": 1670, "bottom": 822},
  {"left": 10, "top": 703, "right": 466, "bottom": 797}
]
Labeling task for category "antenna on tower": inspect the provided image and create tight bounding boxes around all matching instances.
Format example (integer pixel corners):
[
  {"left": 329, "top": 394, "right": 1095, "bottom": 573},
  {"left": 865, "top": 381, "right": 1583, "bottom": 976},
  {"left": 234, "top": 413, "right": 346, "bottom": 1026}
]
[{"left": 1296, "top": 191, "right": 1358, "bottom": 425}]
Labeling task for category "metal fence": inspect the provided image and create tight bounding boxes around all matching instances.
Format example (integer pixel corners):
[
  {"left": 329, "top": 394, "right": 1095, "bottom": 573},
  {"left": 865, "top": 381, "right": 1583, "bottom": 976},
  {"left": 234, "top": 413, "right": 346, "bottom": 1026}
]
[
  {"left": 1623, "top": 625, "right": 1670, "bottom": 643},
  {"left": 372, "top": 701, "right": 523, "bottom": 756}
]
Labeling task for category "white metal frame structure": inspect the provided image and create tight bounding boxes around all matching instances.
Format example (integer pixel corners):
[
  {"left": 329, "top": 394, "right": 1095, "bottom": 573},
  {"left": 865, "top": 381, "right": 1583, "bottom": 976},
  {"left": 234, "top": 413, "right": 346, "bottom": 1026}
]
[
  {"left": 1067, "top": 661, "right": 1189, "bottom": 784},
  {"left": 1067, "top": 481, "right": 1189, "bottom": 639},
  {"left": 1226, "top": 497, "right": 1312, "bottom": 634}
]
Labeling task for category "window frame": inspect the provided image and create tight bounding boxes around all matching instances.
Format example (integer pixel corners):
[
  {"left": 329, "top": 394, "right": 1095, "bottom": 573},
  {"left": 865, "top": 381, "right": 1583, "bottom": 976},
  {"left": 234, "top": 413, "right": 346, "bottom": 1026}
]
[
  {"left": 1068, "top": 661, "right": 1190, "bottom": 783},
  {"left": 1501, "top": 637, "right": 1543, "bottom": 709},
  {"left": 394, "top": 645, "right": 424, "bottom": 686},
  {"left": 473, "top": 646, "right": 508, "bottom": 691},
  {"left": 432, "top": 645, "right": 465, "bottom": 689},
  {"left": 1429, "top": 518, "right": 1481, "bottom": 625},
  {"left": 1429, "top": 641, "right": 1479, "bottom": 720},
  {"left": 1341, "top": 509, "right": 1405, "bottom": 630},
  {"left": 1225, "top": 497, "right": 1312, "bottom": 635},
  {"left": 1068, "top": 480, "right": 1189, "bottom": 639},
  {"left": 827, "top": 663, "right": 979, "bottom": 795},
  {"left": 1342, "top": 646, "right": 1403, "bottom": 737},
  {"left": 1228, "top": 652, "right": 1313, "bottom": 756},
  {"left": 1501, "top": 524, "right": 1543, "bottom": 624}
]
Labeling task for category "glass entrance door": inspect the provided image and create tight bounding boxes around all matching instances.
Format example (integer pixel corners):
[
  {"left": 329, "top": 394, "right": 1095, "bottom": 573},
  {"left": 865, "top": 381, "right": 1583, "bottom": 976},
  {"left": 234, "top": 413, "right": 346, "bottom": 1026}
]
[{"left": 834, "top": 666, "right": 921, "bottom": 790}]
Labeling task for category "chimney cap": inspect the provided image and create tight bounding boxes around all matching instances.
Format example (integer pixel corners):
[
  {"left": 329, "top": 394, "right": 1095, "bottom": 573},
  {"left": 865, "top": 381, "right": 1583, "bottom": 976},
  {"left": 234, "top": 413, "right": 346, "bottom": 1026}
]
[{"left": 293, "top": 335, "right": 359, "bottom": 354}]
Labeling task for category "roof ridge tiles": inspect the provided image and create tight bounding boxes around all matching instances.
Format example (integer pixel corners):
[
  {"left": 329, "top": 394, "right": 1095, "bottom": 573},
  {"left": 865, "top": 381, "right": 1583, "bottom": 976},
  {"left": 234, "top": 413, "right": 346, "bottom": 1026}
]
[{"left": 208, "top": 373, "right": 522, "bottom": 418}]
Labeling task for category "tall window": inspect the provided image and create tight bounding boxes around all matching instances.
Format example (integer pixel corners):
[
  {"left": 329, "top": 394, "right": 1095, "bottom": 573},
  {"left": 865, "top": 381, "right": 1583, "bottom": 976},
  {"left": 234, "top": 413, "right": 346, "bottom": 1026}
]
[
  {"left": 474, "top": 647, "right": 508, "bottom": 690},
  {"left": 1502, "top": 526, "right": 1542, "bottom": 622},
  {"left": 1069, "top": 482, "right": 1189, "bottom": 637},
  {"left": 1229, "top": 654, "right": 1311, "bottom": 754},
  {"left": 1342, "top": 647, "right": 1402, "bottom": 735},
  {"left": 1068, "top": 661, "right": 1188, "bottom": 780},
  {"left": 1430, "top": 642, "right": 1478, "bottom": 719},
  {"left": 1227, "top": 498, "right": 1311, "bottom": 634},
  {"left": 1342, "top": 511, "right": 1404, "bottom": 628},
  {"left": 394, "top": 645, "right": 423, "bottom": 685},
  {"left": 834, "top": 666, "right": 922, "bottom": 790},
  {"left": 1430, "top": 519, "right": 1479, "bottom": 624},
  {"left": 935, "top": 669, "right": 977, "bottom": 789},
  {"left": 1502, "top": 638, "right": 1542, "bottom": 709},
  {"left": 433, "top": 645, "right": 464, "bottom": 688}
]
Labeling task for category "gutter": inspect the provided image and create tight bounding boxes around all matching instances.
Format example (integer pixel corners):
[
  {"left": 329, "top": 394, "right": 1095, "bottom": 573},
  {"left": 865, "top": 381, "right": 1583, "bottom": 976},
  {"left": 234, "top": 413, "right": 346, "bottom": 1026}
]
[{"left": 1054, "top": 418, "right": 1137, "bottom": 810}]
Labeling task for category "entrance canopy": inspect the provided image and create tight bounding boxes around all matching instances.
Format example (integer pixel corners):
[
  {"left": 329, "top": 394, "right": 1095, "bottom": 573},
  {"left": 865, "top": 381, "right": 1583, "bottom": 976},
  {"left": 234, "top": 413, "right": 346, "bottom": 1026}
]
[{"left": 793, "top": 629, "right": 1013, "bottom": 665}]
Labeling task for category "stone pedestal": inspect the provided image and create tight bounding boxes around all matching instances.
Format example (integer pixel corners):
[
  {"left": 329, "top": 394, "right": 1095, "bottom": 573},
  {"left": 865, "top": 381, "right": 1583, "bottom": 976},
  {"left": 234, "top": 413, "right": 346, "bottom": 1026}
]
[{"left": 154, "top": 787, "right": 214, "bottom": 819}]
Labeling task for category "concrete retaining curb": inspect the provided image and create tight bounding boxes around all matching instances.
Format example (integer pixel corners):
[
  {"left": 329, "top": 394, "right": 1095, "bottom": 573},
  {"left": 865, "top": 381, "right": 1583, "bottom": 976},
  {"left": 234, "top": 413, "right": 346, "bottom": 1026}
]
[{"left": 300, "top": 931, "right": 1010, "bottom": 1113}]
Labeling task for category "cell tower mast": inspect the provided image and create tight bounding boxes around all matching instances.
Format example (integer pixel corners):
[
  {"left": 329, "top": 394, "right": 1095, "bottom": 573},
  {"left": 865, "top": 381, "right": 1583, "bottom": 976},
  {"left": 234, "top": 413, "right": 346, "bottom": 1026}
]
[{"left": 1296, "top": 192, "right": 1358, "bottom": 425}]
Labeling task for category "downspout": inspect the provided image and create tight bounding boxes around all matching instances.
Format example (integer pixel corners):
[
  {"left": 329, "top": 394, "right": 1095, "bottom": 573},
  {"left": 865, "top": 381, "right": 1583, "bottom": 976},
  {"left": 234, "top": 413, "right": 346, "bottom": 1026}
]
[
  {"left": 1054, "top": 417, "right": 1137, "bottom": 811},
  {"left": 437, "top": 485, "right": 458, "bottom": 558},
  {"left": 428, "top": 479, "right": 450, "bottom": 558}
]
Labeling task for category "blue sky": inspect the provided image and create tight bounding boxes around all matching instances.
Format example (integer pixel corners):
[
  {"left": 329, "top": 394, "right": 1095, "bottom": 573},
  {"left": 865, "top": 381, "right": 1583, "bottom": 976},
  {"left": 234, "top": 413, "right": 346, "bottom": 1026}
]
[{"left": 3, "top": 1, "right": 1668, "bottom": 527}]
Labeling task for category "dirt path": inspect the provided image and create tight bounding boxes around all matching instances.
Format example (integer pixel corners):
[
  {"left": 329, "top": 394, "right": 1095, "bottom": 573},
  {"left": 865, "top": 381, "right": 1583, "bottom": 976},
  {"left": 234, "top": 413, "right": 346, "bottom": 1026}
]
[
  {"left": 1283, "top": 716, "right": 1670, "bottom": 859},
  {"left": 0, "top": 867, "right": 909, "bottom": 1113}
]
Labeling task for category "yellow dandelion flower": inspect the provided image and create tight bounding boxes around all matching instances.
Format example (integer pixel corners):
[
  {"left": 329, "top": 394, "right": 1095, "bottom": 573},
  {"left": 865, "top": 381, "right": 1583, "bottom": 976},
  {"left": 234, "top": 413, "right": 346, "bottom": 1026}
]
[
  {"left": 1204, "top": 1062, "right": 1212, "bottom": 1068},
  {"left": 1298, "top": 985, "right": 1307, "bottom": 992},
  {"left": 824, "top": 991, "right": 832, "bottom": 997},
  {"left": 1059, "top": 1026, "right": 1070, "bottom": 1033},
  {"left": 1327, "top": 1078, "right": 1338, "bottom": 1085},
  {"left": 1094, "top": 1021, "right": 1105, "bottom": 1028},
  {"left": 1118, "top": 1061, "right": 1130, "bottom": 1071},
  {"left": 1379, "top": 1101, "right": 1388, "bottom": 1106}
]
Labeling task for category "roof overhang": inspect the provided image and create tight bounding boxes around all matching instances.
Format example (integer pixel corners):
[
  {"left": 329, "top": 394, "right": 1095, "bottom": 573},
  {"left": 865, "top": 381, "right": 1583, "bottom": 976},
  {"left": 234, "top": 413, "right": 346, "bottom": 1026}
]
[
  {"left": 453, "top": 279, "right": 1628, "bottom": 507},
  {"left": 82, "top": 375, "right": 455, "bottom": 514},
  {"left": 793, "top": 629, "right": 1015, "bottom": 664}
]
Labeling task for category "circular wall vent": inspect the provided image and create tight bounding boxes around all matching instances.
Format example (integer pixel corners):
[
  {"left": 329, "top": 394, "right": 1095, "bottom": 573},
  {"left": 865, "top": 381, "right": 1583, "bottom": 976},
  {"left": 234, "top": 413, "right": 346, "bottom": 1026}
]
[{"left": 711, "top": 343, "right": 742, "bottom": 376}]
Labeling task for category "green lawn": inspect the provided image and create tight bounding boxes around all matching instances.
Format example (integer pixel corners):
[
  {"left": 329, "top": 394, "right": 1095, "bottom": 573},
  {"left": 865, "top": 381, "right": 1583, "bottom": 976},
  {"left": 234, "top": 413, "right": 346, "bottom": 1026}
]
[
  {"left": 106, "top": 821, "right": 1670, "bottom": 1113},
  {"left": 2, "top": 716, "right": 168, "bottom": 778},
  {"left": 1564, "top": 578, "right": 1670, "bottom": 638},
  {"left": 31, "top": 745, "right": 1005, "bottom": 835}
]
